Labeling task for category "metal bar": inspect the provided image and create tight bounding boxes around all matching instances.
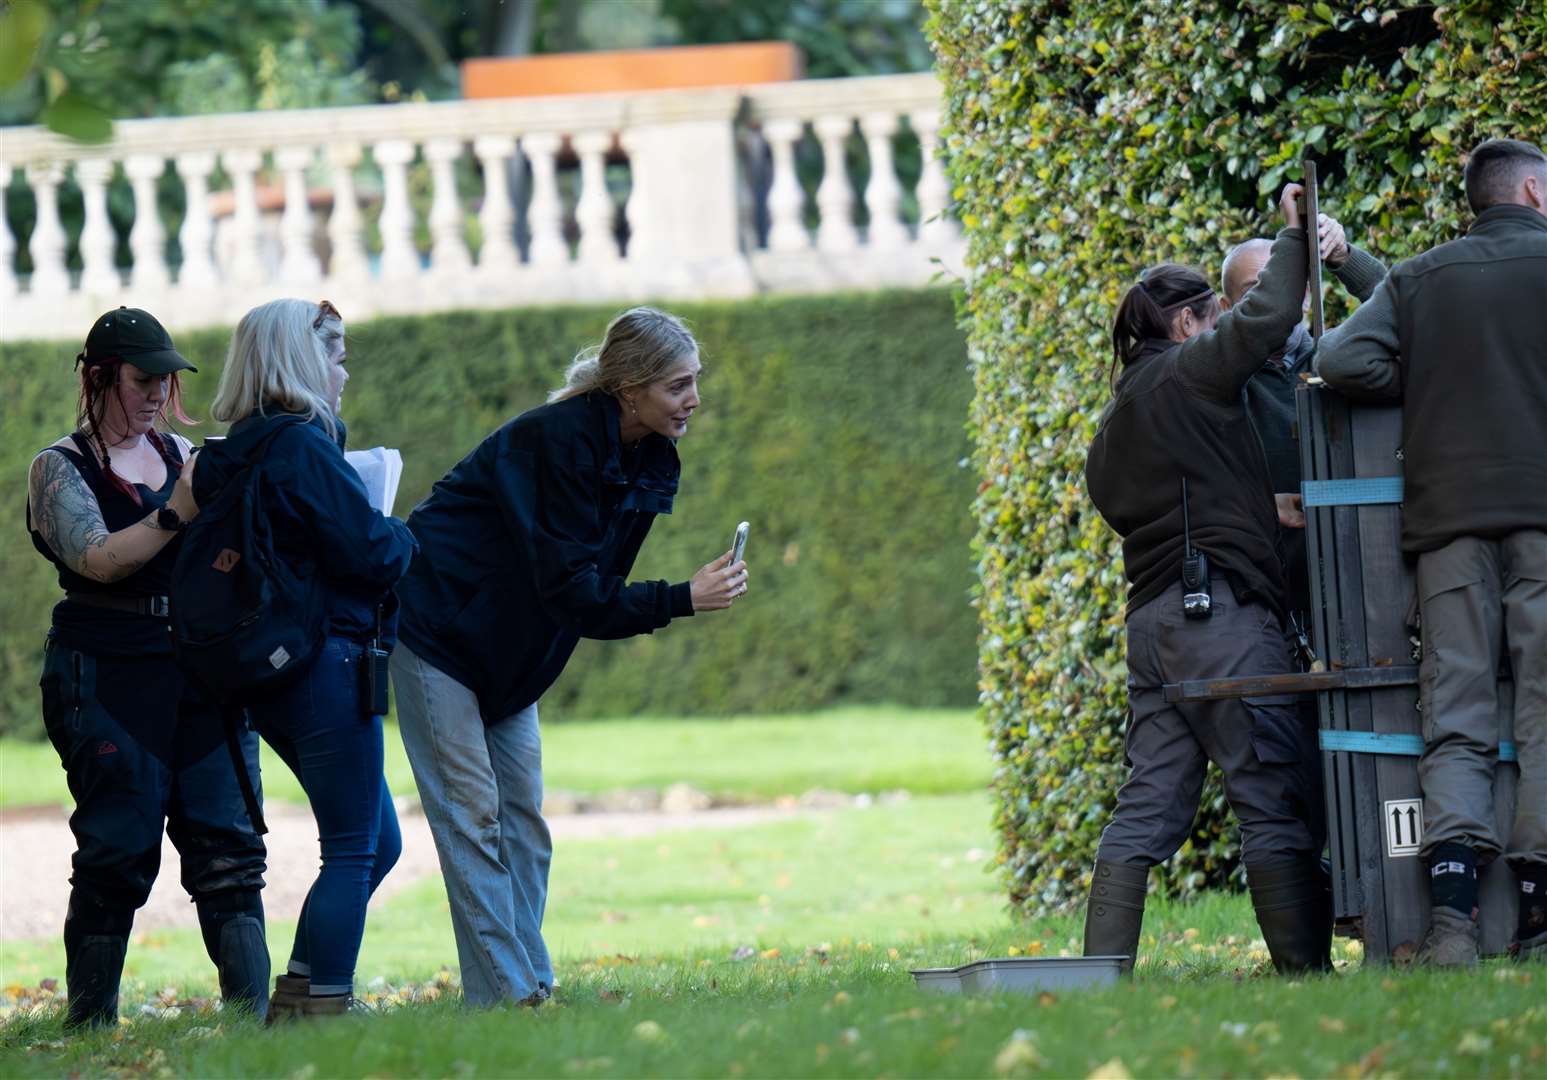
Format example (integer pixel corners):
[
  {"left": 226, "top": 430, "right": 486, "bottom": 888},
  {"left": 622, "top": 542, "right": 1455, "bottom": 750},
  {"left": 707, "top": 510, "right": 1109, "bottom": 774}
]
[
  {"left": 1305, "top": 156, "right": 1325, "bottom": 340},
  {"left": 1161, "top": 665, "right": 1418, "bottom": 703}
]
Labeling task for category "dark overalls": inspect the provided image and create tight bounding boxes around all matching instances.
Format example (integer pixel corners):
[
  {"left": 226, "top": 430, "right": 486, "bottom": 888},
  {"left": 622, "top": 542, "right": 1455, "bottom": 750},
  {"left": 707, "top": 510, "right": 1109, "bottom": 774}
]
[{"left": 29, "top": 434, "right": 269, "bottom": 1026}]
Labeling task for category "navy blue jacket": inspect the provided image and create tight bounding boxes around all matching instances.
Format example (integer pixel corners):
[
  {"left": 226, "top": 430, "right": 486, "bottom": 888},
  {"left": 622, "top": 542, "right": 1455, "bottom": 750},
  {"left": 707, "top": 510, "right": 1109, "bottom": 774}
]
[
  {"left": 192, "top": 411, "right": 417, "bottom": 645},
  {"left": 396, "top": 391, "right": 693, "bottom": 722}
]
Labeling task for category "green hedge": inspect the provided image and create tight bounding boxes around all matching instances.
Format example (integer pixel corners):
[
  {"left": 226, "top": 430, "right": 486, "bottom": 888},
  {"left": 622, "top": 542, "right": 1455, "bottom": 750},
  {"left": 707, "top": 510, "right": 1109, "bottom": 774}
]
[
  {"left": 926, "top": 0, "right": 1545, "bottom": 913},
  {"left": 0, "top": 290, "right": 975, "bottom": 737}
]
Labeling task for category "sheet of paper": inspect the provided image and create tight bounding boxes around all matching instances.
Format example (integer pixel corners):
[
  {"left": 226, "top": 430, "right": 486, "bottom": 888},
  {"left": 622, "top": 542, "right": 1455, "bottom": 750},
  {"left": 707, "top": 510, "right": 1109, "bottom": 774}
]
[{"left": 344, "top": 447, "right": 404, "bottom": 516}]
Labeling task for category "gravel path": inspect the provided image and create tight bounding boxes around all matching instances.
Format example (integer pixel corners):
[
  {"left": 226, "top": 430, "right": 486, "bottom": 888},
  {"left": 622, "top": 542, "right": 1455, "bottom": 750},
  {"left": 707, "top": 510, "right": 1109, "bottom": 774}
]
[{"left": 0, "top": 801, "right": 811, "bottom": 942}]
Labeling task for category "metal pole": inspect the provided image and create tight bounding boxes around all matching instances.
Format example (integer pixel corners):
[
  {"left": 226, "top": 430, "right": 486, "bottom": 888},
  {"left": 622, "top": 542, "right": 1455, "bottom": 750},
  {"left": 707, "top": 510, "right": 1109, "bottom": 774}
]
[{"left": 1304, "top": 155, "right": 1325, "bottom": 340}]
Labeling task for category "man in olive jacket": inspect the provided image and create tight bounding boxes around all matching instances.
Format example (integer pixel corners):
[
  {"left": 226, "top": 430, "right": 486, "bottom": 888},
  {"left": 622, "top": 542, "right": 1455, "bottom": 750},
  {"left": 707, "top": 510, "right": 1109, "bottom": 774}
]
[{"left": 1317, "top": 138, "right": 1547, "bottom": 966}]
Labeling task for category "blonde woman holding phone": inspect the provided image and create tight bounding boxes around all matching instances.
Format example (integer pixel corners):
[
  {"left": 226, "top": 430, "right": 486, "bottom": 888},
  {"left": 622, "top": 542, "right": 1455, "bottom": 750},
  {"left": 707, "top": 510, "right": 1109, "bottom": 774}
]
[{"left": 392, "top": 306, "right": 747, "bottom": 1007}]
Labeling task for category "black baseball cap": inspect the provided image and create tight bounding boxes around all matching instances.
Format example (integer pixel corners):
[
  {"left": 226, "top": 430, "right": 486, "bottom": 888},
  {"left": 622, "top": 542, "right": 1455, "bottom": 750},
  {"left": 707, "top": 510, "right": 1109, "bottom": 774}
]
[{"left": 78, "top": 307, "right": 197, "bottom": 374}]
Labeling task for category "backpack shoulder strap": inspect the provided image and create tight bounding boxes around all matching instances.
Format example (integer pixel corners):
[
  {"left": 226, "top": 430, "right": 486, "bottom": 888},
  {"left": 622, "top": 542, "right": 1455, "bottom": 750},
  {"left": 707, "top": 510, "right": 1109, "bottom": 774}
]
[{"left": 247, "top": 414, "right": 311, "bottom": 462}]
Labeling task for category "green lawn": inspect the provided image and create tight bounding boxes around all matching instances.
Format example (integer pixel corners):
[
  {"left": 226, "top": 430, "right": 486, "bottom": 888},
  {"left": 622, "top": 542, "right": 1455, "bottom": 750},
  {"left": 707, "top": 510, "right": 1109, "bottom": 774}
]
[
  {"left": 3, "top": 793, "right": 1543, "bottom": 1077},
  {"left": 0, "top": 706, "right": 987, "bottom": 810}
]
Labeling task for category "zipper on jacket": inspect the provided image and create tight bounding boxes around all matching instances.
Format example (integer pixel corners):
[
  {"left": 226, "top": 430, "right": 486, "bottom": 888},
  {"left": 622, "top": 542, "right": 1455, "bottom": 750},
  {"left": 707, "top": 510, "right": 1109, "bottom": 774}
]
[{"left": 71, "top": 650, "right": 84, "bottom": 733}]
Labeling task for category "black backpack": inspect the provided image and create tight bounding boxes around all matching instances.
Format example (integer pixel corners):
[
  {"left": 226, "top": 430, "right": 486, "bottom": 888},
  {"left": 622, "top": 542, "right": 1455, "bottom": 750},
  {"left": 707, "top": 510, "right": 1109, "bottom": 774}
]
[{"left": 171, "top": 415, "right": 325, "bottom": 708}]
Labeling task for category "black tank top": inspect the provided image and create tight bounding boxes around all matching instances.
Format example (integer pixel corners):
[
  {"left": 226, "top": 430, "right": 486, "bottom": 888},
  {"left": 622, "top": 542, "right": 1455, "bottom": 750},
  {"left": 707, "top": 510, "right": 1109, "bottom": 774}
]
[{"left": 28, "top": 433, "right": 185, "bottom": 657}]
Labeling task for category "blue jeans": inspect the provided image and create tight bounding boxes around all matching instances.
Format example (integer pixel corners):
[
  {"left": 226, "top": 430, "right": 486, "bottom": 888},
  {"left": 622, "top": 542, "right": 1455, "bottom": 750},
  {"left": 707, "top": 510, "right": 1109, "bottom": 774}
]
[
  {"left": 249, "top": 637, "right": 400, "bottom": 995},
  {"left": 391, "top": 645, "right": 552, "bottom": 1005}
]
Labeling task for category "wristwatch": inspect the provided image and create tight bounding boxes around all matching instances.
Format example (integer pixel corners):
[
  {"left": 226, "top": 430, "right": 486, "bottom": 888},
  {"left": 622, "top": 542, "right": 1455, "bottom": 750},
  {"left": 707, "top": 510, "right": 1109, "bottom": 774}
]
[{"left": 156, "top": 505, "right": 185, "bottom": 531}]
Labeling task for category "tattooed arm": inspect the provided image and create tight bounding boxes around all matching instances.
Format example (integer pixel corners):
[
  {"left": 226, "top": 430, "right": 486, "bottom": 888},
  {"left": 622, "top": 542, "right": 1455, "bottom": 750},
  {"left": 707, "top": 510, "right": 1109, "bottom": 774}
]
[{"left": 27, "top": 451, "right": 183, "bottom": 584}]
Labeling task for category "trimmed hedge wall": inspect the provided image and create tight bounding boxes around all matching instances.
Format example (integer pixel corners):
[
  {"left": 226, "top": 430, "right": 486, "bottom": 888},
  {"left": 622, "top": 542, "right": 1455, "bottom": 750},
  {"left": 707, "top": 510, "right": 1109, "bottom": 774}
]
[
  {"left": 0, "top": 291, "right": 975, "bottom": 737},
  {"left": 926, "top": 0, "right": 1546, "bottom": 913}
]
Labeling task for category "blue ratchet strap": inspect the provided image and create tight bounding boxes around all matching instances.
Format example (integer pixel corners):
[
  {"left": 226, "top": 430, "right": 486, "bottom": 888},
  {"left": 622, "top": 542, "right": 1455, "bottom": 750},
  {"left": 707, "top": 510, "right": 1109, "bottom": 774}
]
[
  {"left": 1319, "top": 730, "right": 1518, "bottom": 762},
  {"left": 1301, "top": 477, "right": 1405, "bottom": 507}
]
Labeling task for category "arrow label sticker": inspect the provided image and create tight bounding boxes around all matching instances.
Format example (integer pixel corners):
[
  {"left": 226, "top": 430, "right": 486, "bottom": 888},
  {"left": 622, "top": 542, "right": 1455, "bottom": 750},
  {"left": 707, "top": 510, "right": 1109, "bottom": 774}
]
[{"left": 1384, "top": 797, "right": 1423, "bottom": 858}]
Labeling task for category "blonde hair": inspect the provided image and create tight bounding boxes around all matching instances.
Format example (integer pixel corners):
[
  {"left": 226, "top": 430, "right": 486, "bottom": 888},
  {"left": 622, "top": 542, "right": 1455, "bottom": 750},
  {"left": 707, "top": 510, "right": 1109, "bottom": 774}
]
[
  {"left": 549, "top": 306, "right": 699, "bottom": 403},
  {"left": 212, "top": 298, "right": 345, "bottom": 439}
]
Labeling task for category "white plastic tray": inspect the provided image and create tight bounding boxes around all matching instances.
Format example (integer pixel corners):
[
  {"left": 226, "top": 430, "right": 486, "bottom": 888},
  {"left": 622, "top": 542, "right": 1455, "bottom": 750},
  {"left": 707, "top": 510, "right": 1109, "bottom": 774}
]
[{"left": 910, "top": 956, "right": 1125, "bottom": 994}]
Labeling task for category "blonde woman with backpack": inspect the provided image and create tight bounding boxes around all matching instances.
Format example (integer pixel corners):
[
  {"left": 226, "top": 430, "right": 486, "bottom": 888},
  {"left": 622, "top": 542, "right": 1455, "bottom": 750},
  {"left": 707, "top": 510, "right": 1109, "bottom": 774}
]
[{"left": 193, "top": 299, "right": 417, "bottom": 1018}]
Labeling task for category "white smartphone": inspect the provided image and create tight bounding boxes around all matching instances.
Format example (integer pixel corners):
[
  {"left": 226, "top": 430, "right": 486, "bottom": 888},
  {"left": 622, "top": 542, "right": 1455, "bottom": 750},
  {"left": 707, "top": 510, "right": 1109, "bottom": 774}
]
[{"left": 732, "top": 520, "right": 750, "bottom": 565}]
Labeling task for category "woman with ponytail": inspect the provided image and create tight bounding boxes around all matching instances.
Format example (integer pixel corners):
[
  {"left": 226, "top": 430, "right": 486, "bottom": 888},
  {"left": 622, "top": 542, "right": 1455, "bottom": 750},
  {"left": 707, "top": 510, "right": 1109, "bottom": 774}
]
[
  {"left": 1081, "top": 184, "right": 1334, "bottom": 978},
  {"left": 391, "top": 306, "right": 748, "bottom": 1007},
  {"left": 27, "top": 308, "right": 270, "bottom": 1028}
]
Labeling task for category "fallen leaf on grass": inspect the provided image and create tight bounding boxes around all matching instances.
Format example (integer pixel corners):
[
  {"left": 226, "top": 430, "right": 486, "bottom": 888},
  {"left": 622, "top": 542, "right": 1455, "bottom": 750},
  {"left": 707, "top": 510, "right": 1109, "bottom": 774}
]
[
  {"left": 994, "top": 1030, "right": 1045, "bottom": 1076},
  {"left": 1087, "top": 1058, "right": 1132, "bottom": 1079},
  {"left": 1456, "top": 1031, "right": 1492, "bottom": 1056},
  {"left": 1319, "top": 1016, "right": 1347, "bottom": 1034},
  {"left": 564, "top": 1057, "right": 615, "bottom": 1073},
  {"left": 1349, "top": 1044, "right": 1386, "bottom": 1078},
  {"left": 759, "top": 948, "right": 781, "bottom": 960}
]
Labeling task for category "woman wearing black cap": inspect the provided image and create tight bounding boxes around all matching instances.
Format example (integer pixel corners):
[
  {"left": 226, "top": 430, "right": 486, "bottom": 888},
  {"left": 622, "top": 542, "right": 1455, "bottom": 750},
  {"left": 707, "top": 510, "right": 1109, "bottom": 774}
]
[{"left": 26, "top": 308, "right": 270, "bottom": 1028}]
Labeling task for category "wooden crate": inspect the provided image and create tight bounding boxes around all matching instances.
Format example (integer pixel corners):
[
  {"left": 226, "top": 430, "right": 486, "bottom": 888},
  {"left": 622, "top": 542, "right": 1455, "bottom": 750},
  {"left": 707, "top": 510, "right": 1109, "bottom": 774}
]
[{"left": 1297, "top": 384, "right": 1519, "bottom": 961}]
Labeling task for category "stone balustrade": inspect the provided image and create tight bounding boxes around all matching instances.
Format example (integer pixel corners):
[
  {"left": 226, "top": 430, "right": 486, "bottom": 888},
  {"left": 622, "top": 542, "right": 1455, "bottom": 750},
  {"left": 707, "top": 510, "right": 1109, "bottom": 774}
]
[{"left": 0, "top": 73, "right": 959, "bottom": 342}]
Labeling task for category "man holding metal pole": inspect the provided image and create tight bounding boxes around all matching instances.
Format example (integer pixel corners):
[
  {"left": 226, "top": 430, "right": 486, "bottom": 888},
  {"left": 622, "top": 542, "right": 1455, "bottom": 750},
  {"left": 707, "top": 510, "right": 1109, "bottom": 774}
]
[{"left": 1316, "top": 138, "right": 1547, "bottom": 967}]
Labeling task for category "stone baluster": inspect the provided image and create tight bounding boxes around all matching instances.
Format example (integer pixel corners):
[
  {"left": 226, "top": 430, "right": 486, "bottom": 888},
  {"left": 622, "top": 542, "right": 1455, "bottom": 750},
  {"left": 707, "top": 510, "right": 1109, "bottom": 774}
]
[
  {"left": 23, "top": 162, "right": 69, "bottom": 296},
  {"left": 124, "top": 154, "right": 171, "bottom": 290},
  {"left": 174, "top": 152, "right": 217, "bottom": 288},
  {"left": 275, "top": 146, "right": 321, "bottom": 283},
  {"left": 859, "top": 112, "right": 908, "bottom": 250},
  {"left": 222, "top": 148, "right": 266, "bottom": 284},
  {"left": 0, "top": 166, "right": 15, "bottom": 300},
  {"left": 325, "top": 143, "right": 369, "bottom": 282},
  {"left": 911, "top": 109, "right": 953, "bottom": 244},
  {"left": 374, "top": 139, "right": 419, "bottom": 279},
  {"left": 75, "top": 159, "right": 120, "bottom": 294},
  {"left": 472, "top": 135, "right": 518, "bottom": 273},
  {"left": 425, "top": 138, "right": 471, "bottom": 275},
  {"left": 762, "top": 118, "right": 810, "bottom": 252},
  {"left": 522, "top": 133, "right": 566, "bottom": 266},
  {"left": 813, "top": 115, "right": 859, "bottom": 253},
  {"left": 573, "top": 131, "right": 619, "bottom": 264}
]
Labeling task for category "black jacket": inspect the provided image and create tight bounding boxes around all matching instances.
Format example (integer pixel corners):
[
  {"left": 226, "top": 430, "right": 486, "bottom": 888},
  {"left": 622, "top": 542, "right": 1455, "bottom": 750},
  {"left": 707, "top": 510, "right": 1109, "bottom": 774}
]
[
  {"left": 1086, "top": 227, "right": 1309, "bottom": 621},
  {"left": 192, "top": 412, "right": 417, "bottom": 644},
  {"left": 1316, "top": 204, "right": 1547, "bottom": 552},
  {"left": 396, "top": 391, "right": 694, "bottom": 722},
  {"left": 1245, "top": 244, "right": 1389, "bottom": 612}
]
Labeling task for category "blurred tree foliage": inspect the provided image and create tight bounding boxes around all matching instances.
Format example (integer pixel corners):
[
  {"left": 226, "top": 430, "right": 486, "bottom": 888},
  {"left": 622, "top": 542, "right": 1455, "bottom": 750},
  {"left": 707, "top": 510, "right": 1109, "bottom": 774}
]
[
  {"left": 926, "top": 0, "right": 1545, "bottom": 915},
  {"left": 0, "top": 0, "right": 372, "bottom": 134}
]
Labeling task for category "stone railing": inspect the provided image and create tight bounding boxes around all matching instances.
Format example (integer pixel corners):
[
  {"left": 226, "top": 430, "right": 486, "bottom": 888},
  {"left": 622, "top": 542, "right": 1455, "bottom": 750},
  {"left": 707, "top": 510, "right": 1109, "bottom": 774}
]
[{"left": 0, "top": 73, "right": 959, "bottom": 341}]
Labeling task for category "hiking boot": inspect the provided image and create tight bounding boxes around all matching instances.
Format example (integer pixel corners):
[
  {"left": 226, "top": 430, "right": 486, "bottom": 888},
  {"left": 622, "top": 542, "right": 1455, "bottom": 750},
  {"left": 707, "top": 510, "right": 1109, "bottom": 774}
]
[
  {"left": 265, "top": 974, "right": 310, "bottom": 1025},
  {"left": 1082, "top": 860, "right": 1148, "bottom": 974},
  {"left": 1410, "top": 907, "right": 1479, "bottom": 968},
  {"left": 1511, "top": 929, "right": 1547, "bottom": 963}
]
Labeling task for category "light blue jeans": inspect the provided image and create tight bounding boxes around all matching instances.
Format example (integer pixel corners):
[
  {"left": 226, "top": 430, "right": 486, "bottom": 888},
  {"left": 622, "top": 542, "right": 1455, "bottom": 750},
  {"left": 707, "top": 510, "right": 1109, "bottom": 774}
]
[{"left": 390, "top": 645, "right": 552, "bottom": 1005}]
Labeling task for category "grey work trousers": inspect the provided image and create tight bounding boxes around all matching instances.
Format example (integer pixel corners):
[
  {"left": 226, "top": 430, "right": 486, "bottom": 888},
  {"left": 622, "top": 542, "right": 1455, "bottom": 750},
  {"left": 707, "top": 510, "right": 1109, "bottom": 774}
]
[
  {"left": 1416, "top": 530, "right": 1547, "bottom": 869},
  {"left": 1096, "top": 577, "right": 1323, "bottom": 868}
]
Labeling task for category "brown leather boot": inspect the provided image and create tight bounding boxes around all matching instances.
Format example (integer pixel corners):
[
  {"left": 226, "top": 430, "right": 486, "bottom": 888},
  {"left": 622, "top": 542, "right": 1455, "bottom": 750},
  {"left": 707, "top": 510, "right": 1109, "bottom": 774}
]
[
  {"left": 294, "top": 993, "right": 352, "bottom": 1018},
  {"left": 265, "top": 974, "right": 310, "bottom": 1025}
]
